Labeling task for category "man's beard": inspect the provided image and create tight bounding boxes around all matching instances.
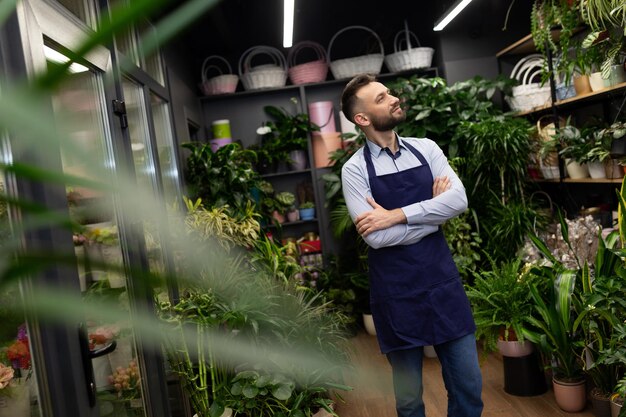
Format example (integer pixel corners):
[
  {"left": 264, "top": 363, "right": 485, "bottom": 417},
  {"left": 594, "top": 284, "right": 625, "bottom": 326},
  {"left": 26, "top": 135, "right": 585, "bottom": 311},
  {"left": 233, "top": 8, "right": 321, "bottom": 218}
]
[{"left": 370, "top": 108, "right": 406, "bottom": 132}]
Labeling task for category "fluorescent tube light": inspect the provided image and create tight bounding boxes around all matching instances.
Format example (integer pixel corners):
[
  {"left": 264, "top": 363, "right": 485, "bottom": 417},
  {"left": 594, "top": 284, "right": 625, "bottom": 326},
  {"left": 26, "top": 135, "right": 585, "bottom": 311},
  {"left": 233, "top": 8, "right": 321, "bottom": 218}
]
[
  {"left": 433, "top": 0, "right": 473, "bottom": 31},
  {"left": 43, "top": 45, "right": 89, "bottom": 73},
  {"left": 283, "top": 0, "right": 294, "bottom": 48}
]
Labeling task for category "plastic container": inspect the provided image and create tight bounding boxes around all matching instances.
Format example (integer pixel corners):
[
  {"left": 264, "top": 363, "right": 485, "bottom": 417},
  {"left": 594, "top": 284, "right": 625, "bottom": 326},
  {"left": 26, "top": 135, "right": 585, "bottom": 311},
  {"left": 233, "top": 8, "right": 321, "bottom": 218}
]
[
  {"left": 212, "top": 119, "right": 231, "bottom": 139},
  {"left": 209, "top": 138, "right": 232, "bottom": 152},
  {"left": 308, "top": 101, "right": 336, "bottom": 133}
]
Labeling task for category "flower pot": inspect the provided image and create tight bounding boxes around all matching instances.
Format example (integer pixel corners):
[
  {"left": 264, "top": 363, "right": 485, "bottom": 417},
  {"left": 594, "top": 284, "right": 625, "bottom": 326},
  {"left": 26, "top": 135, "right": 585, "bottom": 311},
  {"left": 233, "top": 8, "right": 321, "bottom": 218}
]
[
  {"left": 288, "top": 150, "right": 308, "bottom": 171},
  {"left": 552, "top": 377, "right": 586, "bottom": 412},
  {"left": 193, "top": 408, "right": 233, "bottom": 417},
  {"left": 590, "top": 388, "right": 612, "bottom": 417},
  {"left": 0, "top": 379, "right": 29, "bottom": 417},
  {"left": 286, "top": 209, "right": 299, "bottom": 222},
  {"left": 590, "top": 72, "right": 605, "bottom": 92},
  {"left": 588, "top": 161, "right": 607, "bottom": 179},
  {"left": 299, "top": 207, "right": 315, "bottom": 220},
  {"left": 565, "top": 159, "right": 589, "bottom": 179},
  {"left": 272, "top": 210, "right": 285, "bottom": 224},
  {"left": 607, "top": 65, "right": 626, "bottom": 87},
  {"left": 312, "top": 132, "right": 341, "bottom": 168},
  {"left": 610, "top": 394, "right": 623, "bottom": 417},
  {"left": 497, "top": 339, "right": 534, "bottom": 357},
  {"left": 363, "top": 313, "right": 376, "bottom": 336},
  {"left": 574, "top": 74, "right": 592, "bottom": 95},
  {"left": 556, "top": 82, "right": 576, "bottom": 100},
  {"left": 605, "top": 159, "right": 624, "bottom": 179}
]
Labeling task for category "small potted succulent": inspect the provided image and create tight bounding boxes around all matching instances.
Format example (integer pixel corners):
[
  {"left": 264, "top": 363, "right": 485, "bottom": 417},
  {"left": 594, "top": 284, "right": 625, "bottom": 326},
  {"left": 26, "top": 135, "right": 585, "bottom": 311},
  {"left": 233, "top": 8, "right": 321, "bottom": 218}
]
[{"left": 299, "top": 202, "right": 315, "bottom": 221}]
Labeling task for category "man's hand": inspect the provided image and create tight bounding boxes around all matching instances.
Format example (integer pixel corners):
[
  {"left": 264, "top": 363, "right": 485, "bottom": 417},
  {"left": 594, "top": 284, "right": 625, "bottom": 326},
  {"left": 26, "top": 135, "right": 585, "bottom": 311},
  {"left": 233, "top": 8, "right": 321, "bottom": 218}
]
[
  {"left": 355, "top": 197, "right": 406, "bottom": 237},
  {"left": 433, "top": 176, "right": 451, "bottom": 197}
]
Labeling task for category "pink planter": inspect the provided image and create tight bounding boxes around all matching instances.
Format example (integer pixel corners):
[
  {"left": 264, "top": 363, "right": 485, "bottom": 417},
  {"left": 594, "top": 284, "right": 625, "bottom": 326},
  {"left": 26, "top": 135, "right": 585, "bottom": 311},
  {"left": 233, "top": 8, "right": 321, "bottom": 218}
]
[
  {"left": 308, "top": 101, "right": 337, "bottom": 133},
  {"left": 553, "top": 378, "right": 586, "bottom": 412}
]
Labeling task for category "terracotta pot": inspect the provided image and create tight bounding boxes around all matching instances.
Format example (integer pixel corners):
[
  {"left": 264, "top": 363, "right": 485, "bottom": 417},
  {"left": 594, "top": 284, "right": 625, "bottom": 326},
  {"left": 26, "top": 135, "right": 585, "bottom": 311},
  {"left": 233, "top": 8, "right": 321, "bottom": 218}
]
[
  {"left": 574, "top": 74, "right": 592, "bottom": 95},
  {"left": 497, "top": 339, "right": 534, "bottom": 357},
  {"left": 605, "top": 159, "right": 624, "bottom": 179},
  {"left": 553, "top": 378, "right": 586, "bottom": 412},
  {"left": 272, "top": 210, "right": 285, "bottom": 224},
  {"left": 565, "top": 159, "right": 589, "bottom": 179}
]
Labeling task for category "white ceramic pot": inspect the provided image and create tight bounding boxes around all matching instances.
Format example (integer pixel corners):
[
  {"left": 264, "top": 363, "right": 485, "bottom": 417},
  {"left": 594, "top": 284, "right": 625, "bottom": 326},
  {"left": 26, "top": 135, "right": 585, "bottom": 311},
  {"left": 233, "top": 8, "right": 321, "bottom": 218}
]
[
  {"left": 363, "top": 313, "right": 376, "bottom": 336},
  {"left": 611, "top": 394, "right": 623, "bottom": 417},
  {"left": 588, "top": 161, "right": 607, "bottom": 179},
  {"left": 565, "top": 159, "right": 589, "bottom": 179},
  {"left": 193, "top": 407, "right": 233, "bottom": 417},
  {"left": 590, "top": 72, "right": 605, "bottom": 92}
]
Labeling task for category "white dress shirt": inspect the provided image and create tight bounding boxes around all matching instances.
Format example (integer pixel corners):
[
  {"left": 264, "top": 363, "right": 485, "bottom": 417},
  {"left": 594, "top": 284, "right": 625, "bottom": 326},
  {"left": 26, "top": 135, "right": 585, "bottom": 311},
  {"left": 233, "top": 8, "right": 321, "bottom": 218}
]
[{"left": 341, "top": 135, "right": 468, "bottom": 250}]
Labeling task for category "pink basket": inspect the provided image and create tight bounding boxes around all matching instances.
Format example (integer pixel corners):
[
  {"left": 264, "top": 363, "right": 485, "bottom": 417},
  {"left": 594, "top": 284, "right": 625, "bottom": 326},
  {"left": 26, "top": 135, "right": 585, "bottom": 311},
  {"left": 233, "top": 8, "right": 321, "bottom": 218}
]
[
  {"left": 287, "top": 41, "right": 329, "bottom": 85},
  {"left": 200, "top": 55, "right": 239, "bottom": 96}
]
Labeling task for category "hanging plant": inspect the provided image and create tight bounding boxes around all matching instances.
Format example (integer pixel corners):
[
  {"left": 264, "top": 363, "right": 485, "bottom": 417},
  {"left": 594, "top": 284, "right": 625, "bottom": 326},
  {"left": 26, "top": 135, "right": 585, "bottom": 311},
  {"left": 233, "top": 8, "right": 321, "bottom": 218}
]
[{"left": 581, "top": 0, "right": 626, "bottom": 78}]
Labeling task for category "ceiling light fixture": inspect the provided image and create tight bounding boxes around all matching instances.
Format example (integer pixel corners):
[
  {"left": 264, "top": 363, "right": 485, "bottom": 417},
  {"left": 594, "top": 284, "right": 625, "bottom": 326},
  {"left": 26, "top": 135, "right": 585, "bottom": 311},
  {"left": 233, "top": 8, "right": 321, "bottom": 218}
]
[
  {"left": 283, "top": 0, "right": 294, "bottom": 48},
  {"left": 433, "top": 0, "right": 473, "bottom": 31}
]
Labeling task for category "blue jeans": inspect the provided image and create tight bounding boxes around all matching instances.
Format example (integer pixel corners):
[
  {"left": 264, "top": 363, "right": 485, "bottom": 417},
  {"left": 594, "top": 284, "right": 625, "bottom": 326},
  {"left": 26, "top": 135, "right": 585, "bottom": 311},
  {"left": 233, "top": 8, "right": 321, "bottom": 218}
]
[{"left": 386, "top": 333, "right": 483, "bottom": 417}]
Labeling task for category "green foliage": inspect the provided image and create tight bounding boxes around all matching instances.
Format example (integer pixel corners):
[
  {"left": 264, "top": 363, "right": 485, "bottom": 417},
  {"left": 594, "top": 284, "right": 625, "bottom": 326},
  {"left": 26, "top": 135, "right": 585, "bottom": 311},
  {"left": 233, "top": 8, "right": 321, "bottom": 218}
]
[
  {"left": 299, "top": 201, "right": 314, "bottom": 209},
  {"left": 465, "top": 258, "right": 540, "bottom": 354},
  {"left": 183, "top": 142, "right": 261, "bottom": 215},
  {"left": 275, "top": 192, "right": 296, "bottom": 210},
  {"left": 581, "top": 0, "right": 626, "bottom": 78},
  {"left": 443, "top": 209, "right": 482, "bottom": 283},
  {"left": 259, "top": 102, "right": 320, "bottom": 164},
  {"left": 387, "top": 75, "right": 515, "bottom": 156}
]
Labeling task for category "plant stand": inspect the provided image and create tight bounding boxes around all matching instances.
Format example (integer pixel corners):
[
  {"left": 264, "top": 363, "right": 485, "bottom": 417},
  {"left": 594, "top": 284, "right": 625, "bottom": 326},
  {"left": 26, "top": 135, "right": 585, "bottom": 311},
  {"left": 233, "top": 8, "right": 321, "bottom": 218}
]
[{"left": 502, "top": 351, "right": 547, "bottom": 396}]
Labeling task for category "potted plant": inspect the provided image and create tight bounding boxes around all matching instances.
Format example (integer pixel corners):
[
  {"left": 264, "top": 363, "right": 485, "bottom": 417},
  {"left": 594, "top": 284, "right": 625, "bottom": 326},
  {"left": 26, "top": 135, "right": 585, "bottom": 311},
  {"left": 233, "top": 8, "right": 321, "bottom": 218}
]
[
  {"left": 557, "top": 124, "right": 591, "bottom": 179},
  {"left": 275, "top": 191, "right": 296, "bottom": 222},
  {"left": 299, "top": 202, "right": 315, "bottom": 221},
  {"left": 611, "top": 376, "right": 626, "bottom": 417},
  {"left": 465, "top": 257, "right": 538, "bottom": 357},
  {"left": 261, "top": 99, "right": 319, "bottom": 171}
]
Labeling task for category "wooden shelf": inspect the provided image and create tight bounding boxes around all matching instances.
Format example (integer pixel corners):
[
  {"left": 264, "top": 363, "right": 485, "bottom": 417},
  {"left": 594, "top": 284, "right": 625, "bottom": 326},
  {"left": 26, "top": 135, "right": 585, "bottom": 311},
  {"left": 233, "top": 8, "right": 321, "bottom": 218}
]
[
  {"left": 513, "top": 81, "right": 626, "bottom": 116},
  {"left": 265, "top": 218, "right": 318, "bottom": 228},
  {"left": 532, "top": 177, "right": 623, "bottom": 184},
  {"left": 496, "top": 27, "right": 585, "bottom": 58},
  {"left": 260, "top": 168, "right": 311, "bottom": 179}
]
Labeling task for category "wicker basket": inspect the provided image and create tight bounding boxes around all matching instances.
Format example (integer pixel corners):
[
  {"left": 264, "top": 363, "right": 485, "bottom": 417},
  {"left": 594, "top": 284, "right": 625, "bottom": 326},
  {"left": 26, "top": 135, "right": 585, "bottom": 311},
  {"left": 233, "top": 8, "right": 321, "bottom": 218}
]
[
  {"left": 327, "top": 26, "right": 384, "bottom": 80},
  {"left": 238, "top": 46, "right": 287, "bottom": 91},
  {"left": 287, "top": 41, "right": 328, "bottom": 85},
  {"left": 385, "top": 30, "right": 434, "bottom": 72},
  {"left": 199, "top": 55, "right": 239, "bottom": 96},
  {"left": 505, "top": 54, "right": 551, "bottom": 112}
]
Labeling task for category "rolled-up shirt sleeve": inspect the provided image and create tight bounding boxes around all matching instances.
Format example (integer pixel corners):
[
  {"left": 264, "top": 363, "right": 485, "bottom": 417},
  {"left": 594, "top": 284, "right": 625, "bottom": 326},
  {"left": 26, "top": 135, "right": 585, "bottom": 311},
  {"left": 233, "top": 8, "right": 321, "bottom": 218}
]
[
  {"left": 400, "top": 140, "right": 468, "bottom": 225},
  {"left": 341, "top": 156, "right": 438, "bottom": 250}
]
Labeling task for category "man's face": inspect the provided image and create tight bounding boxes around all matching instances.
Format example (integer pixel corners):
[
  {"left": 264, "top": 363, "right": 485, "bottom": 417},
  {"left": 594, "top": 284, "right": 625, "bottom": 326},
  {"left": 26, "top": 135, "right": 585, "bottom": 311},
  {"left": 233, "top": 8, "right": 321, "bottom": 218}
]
[{"left": 355, "top": 82, "right": 406, "bottom": 131}]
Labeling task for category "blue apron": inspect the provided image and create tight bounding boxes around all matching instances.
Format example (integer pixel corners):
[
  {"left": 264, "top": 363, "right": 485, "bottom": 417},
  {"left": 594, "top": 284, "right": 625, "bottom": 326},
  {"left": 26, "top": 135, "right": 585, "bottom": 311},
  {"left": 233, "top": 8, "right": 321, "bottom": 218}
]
[{"left": 363, "top": 141, "right": 475, "bottom": 354}]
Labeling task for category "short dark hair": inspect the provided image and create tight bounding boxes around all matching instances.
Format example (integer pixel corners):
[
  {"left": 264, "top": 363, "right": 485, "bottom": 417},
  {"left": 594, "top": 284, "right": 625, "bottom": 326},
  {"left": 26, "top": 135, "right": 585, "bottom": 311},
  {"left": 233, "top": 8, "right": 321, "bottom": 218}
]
[{"left": 341, "top": 74, "right": 376, "bottom": 124}]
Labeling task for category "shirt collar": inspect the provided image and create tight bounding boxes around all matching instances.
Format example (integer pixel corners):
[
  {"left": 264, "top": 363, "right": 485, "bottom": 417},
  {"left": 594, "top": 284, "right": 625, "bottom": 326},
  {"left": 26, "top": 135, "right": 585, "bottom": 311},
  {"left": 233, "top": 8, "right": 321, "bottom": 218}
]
[{"left": 366, "top": 133, "right": 407, "bottom": 158}]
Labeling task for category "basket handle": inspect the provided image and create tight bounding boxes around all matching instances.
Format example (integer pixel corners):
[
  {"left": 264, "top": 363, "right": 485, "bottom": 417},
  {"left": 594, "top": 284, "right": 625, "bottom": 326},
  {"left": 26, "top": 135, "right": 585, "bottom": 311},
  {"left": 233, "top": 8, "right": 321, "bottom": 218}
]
[
  {"left": 509, "top": 54, "right": 544, "bottom": 82},
  {"left": 287, "top": 41, "right": 327, "bottom": 68},
  {"left": 238, "top": 45, "right": 287, "bottom": 77},
  {"left": 327, "top": 25, "right": 384, "bottom": 64},
  {"left": 393, "top": 30, "right": 421, "bottom": 52},
  {"left": 201, "top": 55, "right": 233, "bottom": 83},
  {"left": 522, "top": 66, "right": 543, "bottom": 85}
]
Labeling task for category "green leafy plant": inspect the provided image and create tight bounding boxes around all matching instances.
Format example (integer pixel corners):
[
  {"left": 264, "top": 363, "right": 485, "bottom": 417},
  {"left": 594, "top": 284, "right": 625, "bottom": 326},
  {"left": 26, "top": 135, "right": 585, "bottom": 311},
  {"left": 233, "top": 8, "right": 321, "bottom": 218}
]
[
  {"left": 275, "top": 192, "right": 296, "bottom": 211},
  {"left": 581, "top": 0, "right": 626, "bottom": 78},
  {"left": 183, "top": 142, "right": 261, "bottom": 215},
  {"left": 299, "top": 202, "right": 315, "bottom": 210},
  {"left": 465, "top": 258, "right": 540, "bottom": 355}
]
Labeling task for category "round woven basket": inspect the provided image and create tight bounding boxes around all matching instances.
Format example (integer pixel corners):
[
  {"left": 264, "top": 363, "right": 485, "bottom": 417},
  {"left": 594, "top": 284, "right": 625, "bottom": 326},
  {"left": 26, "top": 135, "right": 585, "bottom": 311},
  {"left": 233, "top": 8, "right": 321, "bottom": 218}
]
[
  {"left": 385, "top": 30, "right": 434, "bottom": 72},
  {"left": 288, "top": 41, "right": 328, "bottom": 85},
  {"left": 327, "top": 26, "right": 384, "bottom": 80},
  {"left": 506, "top": 55, "right": 551, "bottom": 112},
  {"left": 199, "top": 55, "right": 239, "bottom": 96},
  {"left": 238, "top": 46, "right": 287, "bottom": 91}
]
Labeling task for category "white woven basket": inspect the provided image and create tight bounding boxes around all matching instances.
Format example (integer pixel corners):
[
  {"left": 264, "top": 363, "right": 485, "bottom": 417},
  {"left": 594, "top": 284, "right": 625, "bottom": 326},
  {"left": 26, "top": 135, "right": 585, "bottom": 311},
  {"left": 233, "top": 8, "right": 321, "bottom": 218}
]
[
  {"left": 385, "top": 30, "right": 434, "bottom": 72},
  {"left": 327, "top": 26, "right": 384, "bottom": 80},
  {"left": 200, "top": 55, "right": 239, "bottom": 96},
  {"left": 506, "top": 54, "right": 551, "bottom": 112},
  {"left": 238, "top": 46, "right": 287, "bottom": 91}
]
